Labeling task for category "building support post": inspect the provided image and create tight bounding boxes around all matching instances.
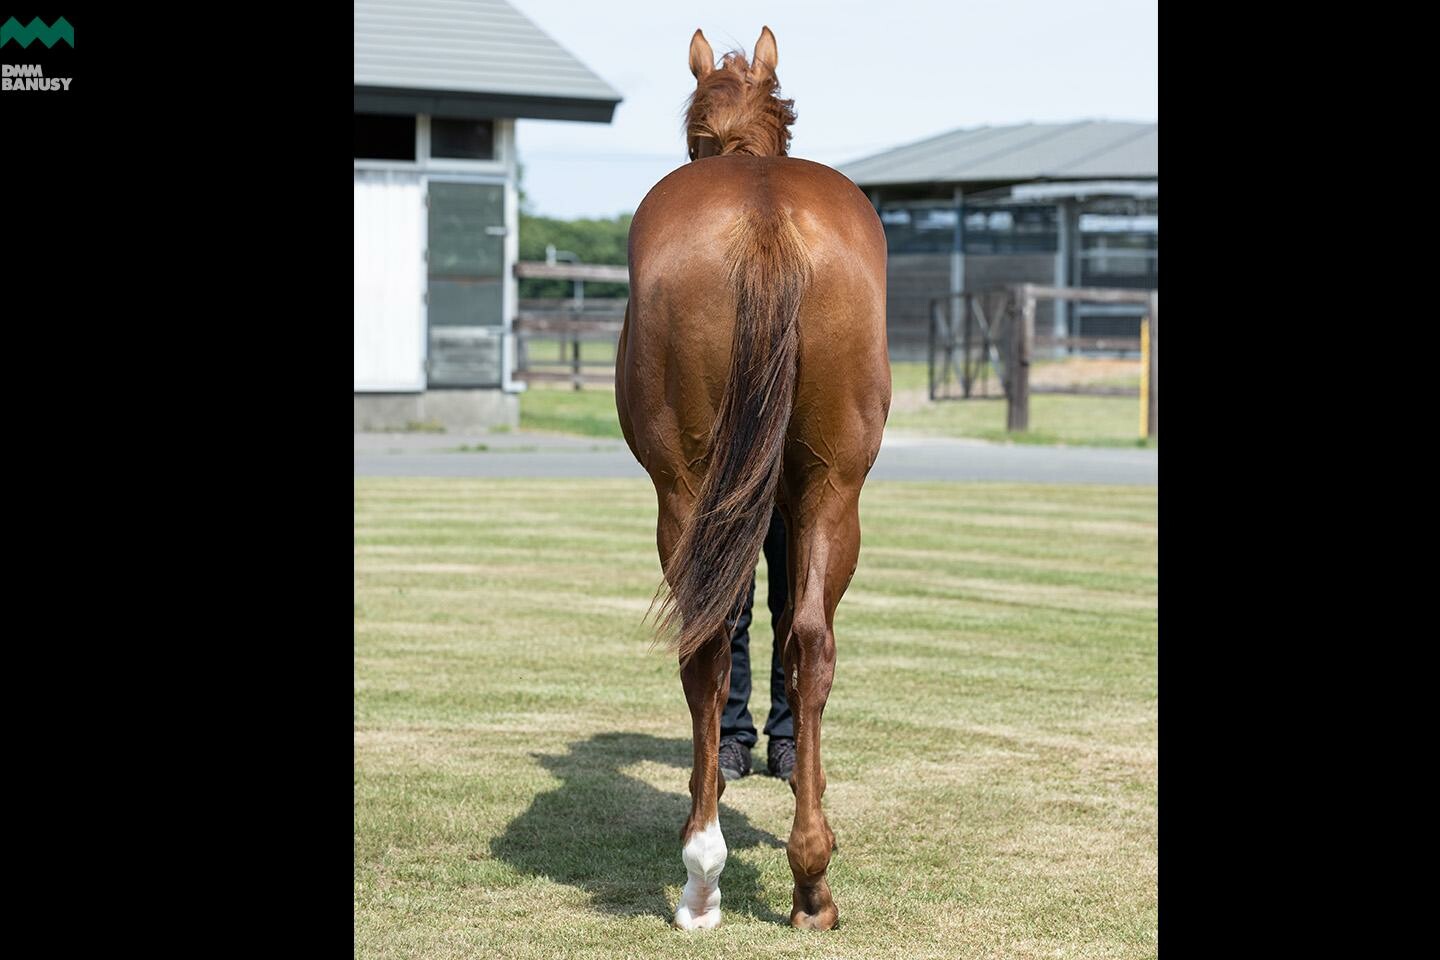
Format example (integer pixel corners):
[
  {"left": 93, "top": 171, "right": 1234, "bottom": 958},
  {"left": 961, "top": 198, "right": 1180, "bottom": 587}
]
[
  {"left": 500, "top": 119, "right": 524, "bottom": 394},
  {"left": 1054, "top": 199, "right": 1070, "bottom": 358},
  {"left": 951, "top": 186, "right": 965, "bottom": 313}
]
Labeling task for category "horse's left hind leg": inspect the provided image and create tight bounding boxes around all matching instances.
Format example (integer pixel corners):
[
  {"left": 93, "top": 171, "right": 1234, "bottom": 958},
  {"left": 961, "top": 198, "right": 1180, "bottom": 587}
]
[
  {"left": 674, "top": 632, "right": 732, "bottom": 929},
  {"left": 652, "top": 496, "right": 733, "bottom": 930}
]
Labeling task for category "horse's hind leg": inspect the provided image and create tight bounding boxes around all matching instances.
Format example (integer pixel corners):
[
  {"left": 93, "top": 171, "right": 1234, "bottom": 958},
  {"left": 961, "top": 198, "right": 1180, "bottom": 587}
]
[
  {"left": 674, "top": 632, "right": 731, "bottom": 929},
  {"left": 656, "top": 496, "right": 732, "bottom": 930},
  {"left": 782, "top": 494, "right": 860, "bottom": 930}
]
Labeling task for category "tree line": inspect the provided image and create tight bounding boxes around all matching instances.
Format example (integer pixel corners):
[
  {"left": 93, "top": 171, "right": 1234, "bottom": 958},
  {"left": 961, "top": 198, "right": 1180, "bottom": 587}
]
[{"left": 519, "top": 212, "right": 632, "bottom": 300}]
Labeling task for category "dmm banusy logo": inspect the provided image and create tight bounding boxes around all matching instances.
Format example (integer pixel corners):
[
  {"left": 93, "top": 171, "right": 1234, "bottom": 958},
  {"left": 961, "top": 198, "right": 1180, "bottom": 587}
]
[{"left": 0, "top": 16, "right": 73, "bottom": 47}]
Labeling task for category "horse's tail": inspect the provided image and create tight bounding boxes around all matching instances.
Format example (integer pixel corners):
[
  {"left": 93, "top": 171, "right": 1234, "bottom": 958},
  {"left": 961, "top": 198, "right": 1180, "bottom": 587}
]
[{"left": 656, "top": 206, "right": 812, "bottom": 666}]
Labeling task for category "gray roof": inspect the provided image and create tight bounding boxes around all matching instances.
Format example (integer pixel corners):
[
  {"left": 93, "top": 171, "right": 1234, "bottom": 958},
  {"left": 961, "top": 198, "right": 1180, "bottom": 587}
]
[
  {"left": 355, "top": 0, "right": 621, "bottom": 123},
  {"left": 839, "top": 121, "right": 1156, "bottom": 187}
]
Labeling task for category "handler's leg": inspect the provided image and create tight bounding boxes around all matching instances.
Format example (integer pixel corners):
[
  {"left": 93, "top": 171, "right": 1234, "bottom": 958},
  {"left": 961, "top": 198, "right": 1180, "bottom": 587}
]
[
  {"left": 720, "top": 576, "right": 759, "bottom": 751},
  {"left": 760, "top": 509, "right": 796, "bottom": 775}
]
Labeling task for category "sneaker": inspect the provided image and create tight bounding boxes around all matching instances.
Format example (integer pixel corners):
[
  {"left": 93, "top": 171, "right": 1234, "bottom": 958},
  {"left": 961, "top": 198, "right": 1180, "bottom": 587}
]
[
  {"left": 767, "top": 737, "right": 796, "bottom": 781},
  {"left": 718, "top": 737, "right": 752, "bottom": 781}
]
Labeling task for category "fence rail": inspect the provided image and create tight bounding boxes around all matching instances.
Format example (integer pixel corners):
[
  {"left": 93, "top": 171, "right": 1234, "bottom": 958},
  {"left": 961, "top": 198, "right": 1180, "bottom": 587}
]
[
  {"left": 514, "top": 261, "right": 629, "bottom": 283},
  {"left": 1034, "top": 335, "right": 1143, "bottom": 354}
]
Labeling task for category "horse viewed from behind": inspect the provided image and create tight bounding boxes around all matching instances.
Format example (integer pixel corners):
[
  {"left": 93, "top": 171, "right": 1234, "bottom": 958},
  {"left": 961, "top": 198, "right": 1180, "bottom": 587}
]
[{"left": 616, "top": 26, "right": 891, "bottom": 931}]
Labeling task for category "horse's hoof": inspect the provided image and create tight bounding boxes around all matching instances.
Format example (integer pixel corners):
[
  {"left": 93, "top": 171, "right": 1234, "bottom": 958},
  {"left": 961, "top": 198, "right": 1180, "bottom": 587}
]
[
  {"left": 790, "top": 878, "right": 838, "bottom": 930},
  {"left": 789, "top": 903, "right": 839, "bottom": 931},
  {"left": 673, "top": 906, "right": 722, "bottom": 930}
]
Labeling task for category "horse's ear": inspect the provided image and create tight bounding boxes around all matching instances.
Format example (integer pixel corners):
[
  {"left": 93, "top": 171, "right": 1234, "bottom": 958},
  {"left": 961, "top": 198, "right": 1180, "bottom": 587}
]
[
  {"left": 750, "top": 26, "right": 777, "bottom": 81},
  {"left": 689, "top": 29, "right": 714, "bottom": 79}
]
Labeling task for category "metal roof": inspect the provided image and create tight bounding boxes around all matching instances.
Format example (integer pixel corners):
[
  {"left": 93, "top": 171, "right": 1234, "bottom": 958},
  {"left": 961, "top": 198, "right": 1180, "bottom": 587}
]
[
  {"left": 839, "top": 121, "right": 1156, "bottom": 187},
  {"left": 354, "top": 0, "right": 621, "bottom": 123}
]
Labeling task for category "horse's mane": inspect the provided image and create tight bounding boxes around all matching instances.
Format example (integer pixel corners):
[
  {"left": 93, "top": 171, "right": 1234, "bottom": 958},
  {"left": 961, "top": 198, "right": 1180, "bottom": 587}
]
[{"left": 683, "top": 51, "right": 796, "bottom": 159}]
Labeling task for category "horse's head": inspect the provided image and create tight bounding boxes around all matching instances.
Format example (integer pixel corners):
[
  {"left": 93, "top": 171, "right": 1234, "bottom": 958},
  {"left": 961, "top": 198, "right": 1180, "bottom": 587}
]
[{"left": 684, "top": 26, "right": 796, "bottom": 161}]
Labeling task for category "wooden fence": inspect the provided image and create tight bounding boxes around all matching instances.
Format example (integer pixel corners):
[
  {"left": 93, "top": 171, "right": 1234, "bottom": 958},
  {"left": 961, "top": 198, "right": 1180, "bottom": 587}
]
[
  {"left": 930, "top": 284, "right": 1158, "bottom": 438},
  {"left": 512, "top": 261, "right": 628, "bottom": 389},
  {"left": 512, "top": 265, "right": 1159, "bottom": 439}
]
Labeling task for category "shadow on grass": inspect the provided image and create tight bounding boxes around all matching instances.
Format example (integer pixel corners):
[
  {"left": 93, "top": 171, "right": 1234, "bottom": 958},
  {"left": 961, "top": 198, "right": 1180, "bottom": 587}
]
[{"left": 491, "top": 732, "right": 787, "bottom": 924}]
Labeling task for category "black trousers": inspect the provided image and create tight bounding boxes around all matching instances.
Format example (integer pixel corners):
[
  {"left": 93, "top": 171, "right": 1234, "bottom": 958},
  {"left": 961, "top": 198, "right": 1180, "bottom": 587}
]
[{"left": 721, "top": 508, "right": 794, "bottom": 748}]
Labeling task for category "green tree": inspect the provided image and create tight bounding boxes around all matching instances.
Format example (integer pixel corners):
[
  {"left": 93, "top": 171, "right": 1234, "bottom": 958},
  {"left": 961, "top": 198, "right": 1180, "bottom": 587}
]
[{"left": 518, "top": 212, "right": 633, "bottom": 299}]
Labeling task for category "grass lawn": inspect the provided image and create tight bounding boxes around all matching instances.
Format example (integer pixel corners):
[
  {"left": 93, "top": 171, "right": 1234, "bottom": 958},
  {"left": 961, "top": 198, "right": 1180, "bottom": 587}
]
[
  {"left": 885, "top": 394, "right": 1152, "bottom": 448},
  {"left": 519, "top": 362, "right": 1153, "bottom": 447},
  {"left": 518, "top": 386, "right": 626, "bottom": 438},
  {"left": 522, "top": 336, "right": 618, "bottom": 365},
  {"left": 355, "top": 478, "right": 1158, "bottom": 959}
]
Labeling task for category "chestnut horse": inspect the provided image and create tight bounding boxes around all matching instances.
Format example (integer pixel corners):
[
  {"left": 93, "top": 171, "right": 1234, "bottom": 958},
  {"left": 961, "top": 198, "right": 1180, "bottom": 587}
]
[{"left": 616, "top": 26, "right": 890, "bottom": 931}]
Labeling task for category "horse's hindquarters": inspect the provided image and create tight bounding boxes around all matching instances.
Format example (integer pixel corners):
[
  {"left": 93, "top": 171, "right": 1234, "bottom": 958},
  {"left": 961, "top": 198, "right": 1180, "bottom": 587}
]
[
  {"left": 621, "top": 155, "right": 888, "bottom": 933},
  {"left": 623, "top": 156, "right": 890, "bottom": 504}
]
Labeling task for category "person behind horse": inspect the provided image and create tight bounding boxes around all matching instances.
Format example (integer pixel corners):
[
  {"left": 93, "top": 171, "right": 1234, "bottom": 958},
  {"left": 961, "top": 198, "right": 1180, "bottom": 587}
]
[{"left": 718, "top": 506, "right": 794, "bottom": 781}]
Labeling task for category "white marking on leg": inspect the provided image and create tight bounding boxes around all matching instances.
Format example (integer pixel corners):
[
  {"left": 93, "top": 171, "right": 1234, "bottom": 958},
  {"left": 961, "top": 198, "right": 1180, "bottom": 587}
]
[{"left": 673, "top": 818, "right": 727, "bottom": 930}]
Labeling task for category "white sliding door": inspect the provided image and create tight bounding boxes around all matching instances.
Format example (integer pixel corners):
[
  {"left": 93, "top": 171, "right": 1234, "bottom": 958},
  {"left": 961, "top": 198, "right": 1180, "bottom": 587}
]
[{"left": 354, "top": 169, "right": 425, "bottom": 391}]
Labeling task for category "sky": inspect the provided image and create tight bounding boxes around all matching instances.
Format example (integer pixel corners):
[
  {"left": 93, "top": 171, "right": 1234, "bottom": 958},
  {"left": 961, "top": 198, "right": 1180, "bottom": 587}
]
[{"left": 509, "top": 0, "right": 1157, "bottom": 220}]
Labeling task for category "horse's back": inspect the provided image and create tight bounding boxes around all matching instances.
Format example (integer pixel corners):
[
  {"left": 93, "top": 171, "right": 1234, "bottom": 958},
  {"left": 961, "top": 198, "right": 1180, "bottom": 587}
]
[
  {"left": 628, "top": 156, "right": 885, "bottom": 318},
  {"left": 621, "top": 156, "right": 890, "bottom": 500}
]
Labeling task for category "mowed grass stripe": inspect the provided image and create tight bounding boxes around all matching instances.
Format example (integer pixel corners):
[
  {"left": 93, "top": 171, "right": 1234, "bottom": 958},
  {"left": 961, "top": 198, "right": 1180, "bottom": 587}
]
[
  {"left": 355, "top": 479, "right": 1157, "bottom": 959},
  {"left": 358, "top": 558, "right": 1152, "bottom": 602}
]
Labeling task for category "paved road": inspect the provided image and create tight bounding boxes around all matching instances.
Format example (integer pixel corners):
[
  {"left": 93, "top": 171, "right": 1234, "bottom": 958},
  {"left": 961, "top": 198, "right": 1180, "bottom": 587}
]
[{"left": 355, "top": 431, "right": 1156, "bottom": 484}]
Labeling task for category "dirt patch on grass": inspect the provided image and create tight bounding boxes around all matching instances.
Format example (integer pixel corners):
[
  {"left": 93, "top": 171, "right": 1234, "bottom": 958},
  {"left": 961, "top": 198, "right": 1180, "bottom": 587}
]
[
  {"left": 1034, "top": 358, "right": 1140, "bottom": 388},
  {"left": 893, "top": 358, "right": 1141, "bottom": 413}
]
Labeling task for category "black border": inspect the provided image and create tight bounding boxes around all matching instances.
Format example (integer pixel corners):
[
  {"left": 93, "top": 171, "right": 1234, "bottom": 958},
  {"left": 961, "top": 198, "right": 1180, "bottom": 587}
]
[{"left": 17, "top": 2, "right": 1321, "bottom": 953}]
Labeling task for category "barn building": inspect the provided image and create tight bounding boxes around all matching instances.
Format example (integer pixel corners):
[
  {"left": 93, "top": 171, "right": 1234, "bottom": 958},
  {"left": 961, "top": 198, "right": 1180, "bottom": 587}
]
[
  {"left": 838, "top": 121, "right": 1157, "bottom": 360},
  {"left": 354, "top": 0, "right": 621, "bottom": 431}
]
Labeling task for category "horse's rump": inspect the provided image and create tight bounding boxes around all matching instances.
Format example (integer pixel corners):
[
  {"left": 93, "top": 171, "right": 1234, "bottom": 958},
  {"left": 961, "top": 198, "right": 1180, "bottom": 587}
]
[{"left": 652, "top": 202, "right": 813, "bottom": 665}]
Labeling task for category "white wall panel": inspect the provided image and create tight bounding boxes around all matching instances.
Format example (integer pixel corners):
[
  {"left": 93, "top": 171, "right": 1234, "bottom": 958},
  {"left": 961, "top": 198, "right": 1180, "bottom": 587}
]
[{"left": 354, "top": 170, "right": 425, "bottom": 391}]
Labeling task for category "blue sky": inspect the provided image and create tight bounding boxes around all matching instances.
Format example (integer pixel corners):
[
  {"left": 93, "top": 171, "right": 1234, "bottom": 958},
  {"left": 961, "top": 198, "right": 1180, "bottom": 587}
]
[{"left": 511, "top": 0, "right": 1157, "bottom": 219}]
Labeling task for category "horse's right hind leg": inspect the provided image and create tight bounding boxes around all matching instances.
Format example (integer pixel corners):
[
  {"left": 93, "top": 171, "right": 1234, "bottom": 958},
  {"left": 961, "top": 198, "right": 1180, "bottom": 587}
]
[{"left": 781, "top": 496, "right": 861, "bottom": 930}]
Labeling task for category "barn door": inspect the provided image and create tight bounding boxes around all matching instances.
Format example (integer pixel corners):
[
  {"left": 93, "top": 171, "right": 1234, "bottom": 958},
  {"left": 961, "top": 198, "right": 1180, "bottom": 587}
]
[
  {"left": 355, "top": 169, "right": 426, "bottom": 391},
  {"left": 426, "top": 180, "right": 506, "bottom": 387}
]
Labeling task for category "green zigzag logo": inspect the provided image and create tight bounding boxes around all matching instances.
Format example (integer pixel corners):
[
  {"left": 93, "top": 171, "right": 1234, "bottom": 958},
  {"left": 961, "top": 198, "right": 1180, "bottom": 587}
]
[{"left": 0, "top": 16, "right": 74, "bottom": 48}]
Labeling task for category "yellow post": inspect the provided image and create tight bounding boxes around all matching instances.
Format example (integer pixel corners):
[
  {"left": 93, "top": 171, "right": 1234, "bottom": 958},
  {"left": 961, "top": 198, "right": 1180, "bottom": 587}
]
[{"left": 1139, "top": 316, "right": 1151, "bottom": 438}]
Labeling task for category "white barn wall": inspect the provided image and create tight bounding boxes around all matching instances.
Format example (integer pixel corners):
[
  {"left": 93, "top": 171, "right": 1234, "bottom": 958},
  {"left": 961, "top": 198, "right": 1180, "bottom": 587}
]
[
  {"left": 354, "top": 0, "right": 619, "bottom": 429},
  {"left": 354, "top": 170, "right": 425, "bottom": 391},
  {"left": 500, "top": 120, "right": 522, "bottom": 392}
]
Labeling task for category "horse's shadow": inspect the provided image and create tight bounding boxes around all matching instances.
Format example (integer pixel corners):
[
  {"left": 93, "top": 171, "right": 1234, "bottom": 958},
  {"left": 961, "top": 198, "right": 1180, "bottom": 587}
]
[{"left": 491, "top": 732, "right": 787, "bottom": 923}]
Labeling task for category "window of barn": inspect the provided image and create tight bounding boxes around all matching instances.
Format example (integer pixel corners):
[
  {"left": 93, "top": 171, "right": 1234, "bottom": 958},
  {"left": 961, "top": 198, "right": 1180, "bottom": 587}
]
[
  {"left": 1077, "top": 198, "right": 1158, "bottom": 290},
  {"left": 354, "top": 114, "right": 417, "bottom": 161},
  {"left": 962, "top": 205, "right": 1058, "bottom": 255},
  {"left": 430, "top": 118, "right": 495, "bottom": 161},
  {"left": 879, "top": 205, "right": 957, "bottom": 254}
]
